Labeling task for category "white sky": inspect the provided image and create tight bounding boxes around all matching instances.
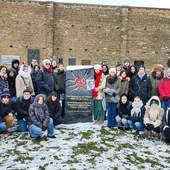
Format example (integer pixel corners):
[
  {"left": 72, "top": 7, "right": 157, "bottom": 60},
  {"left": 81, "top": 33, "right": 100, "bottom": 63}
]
[{"left": 33, "top": 0, "right": 170, "bottom": 9}]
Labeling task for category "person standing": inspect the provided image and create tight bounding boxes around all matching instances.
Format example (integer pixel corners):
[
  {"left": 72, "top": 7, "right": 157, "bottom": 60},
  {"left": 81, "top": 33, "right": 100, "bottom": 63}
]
[
  {"left": 158, "top": 68, "right": 170, "bottom": 113},
  {"left": 11, "top": 59, "right": 20, "bottom": 75},
  {"left": 123, "top": 57, "right": 131, "bottom": 72},
  {"left": 36, "top": 59, "right": 54, "bottom": 97},
  {"left": 129, "top": 65, "right": 152, "bottom": 104},
  {"left": 103, "top": 67, "right": 121, "bottom": 127},
  {"left": 15, "top": 64, "right": 34, "bottom": 97},
  {"left": 53, "top": 63, "right": 66, "bottom": 117},
  {"left": 92, "top": 64, "right": 106, "bottom": 125}
]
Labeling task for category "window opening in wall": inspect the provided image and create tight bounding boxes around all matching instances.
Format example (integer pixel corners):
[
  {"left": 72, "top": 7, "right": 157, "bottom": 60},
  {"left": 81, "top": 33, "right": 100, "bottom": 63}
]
[
  {"left": 68, "top": 58, "right": 76, "bottom": 65},
  {"left": 59, "top": 58, "right": 63, "bottom": 64},
  {"left": 101, "top": 60, "right": 108, "bottom": 66},
  {"left": 134, "top": 60, "right": 144, "bottom": 69}
]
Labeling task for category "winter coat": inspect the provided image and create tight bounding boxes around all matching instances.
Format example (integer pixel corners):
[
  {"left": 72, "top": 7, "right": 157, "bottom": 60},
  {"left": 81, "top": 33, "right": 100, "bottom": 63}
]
[
  {"left": 117, "top": 101, "right": 132, "bottom": 119},
  {"left": 36, "top": 68, "right": 54, "bottom": 96},
  {"left": 128, "top": 101, "right": 145, "bottom": 123},
  {"left": 15, "top": 75, "right": 34, "bottom": 97},
  {"left": 53, "top": 70, "right": 66, "bottom": 95},
  {"left": 0, "top": 76, "right": 9, "bottom": 95},
  {"left": 7, "top": 68, "right": 17, "bottom": 97},
  {"left": 162, "top": 108, "right": 170, "bottom": 129},
  {"left": 28, "top": 95, "right": 50, "bottom": 129},
  {"left": 150, "top": 69, "right": 164, "bottom": 97},
  {"left": 105, "top": 75, "right": 121, "bottom": 103},
  {"left": 15, "top": 96, "right": 34, "bottom": 120},
  {"left": 144, "top": 96, "right": 164, "bottom": 128},
  {"left": 0, "top": 102, "right": 15, "bottom": 121},
  {"left": 129, "top": 74, "right": 152, "bottom": 104},
  {"left": 120, "top": 78, "right": 129, "bottom": 96},
  {"left": 158, "top": 78, "right": 170, "bottom": 101},
  {"left": 31, "top": 68, "right": 40, "bottom": 95},
  {"left": 11, "top": 59, "right": 20, "bottom": 75},
  {"left": 46, "top": 99, "right": 62, "bottom": 119}
]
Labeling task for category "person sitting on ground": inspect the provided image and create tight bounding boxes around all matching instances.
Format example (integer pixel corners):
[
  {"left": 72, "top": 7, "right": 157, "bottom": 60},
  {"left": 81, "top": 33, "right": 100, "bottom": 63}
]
[
  {"left": 143, "top": 96, "right": 164, "bottom": 139},
  {"left": 116, "top": 93, "right": 132, "bottom": 130},
  {"left": 46, "top": 92, "right": 62, "bottom": 126},
  {"left": 15, "top": 88, "right": 34, "bottom": 132},
  {"left": 128, "top": 96, "right": 145, "bottom": 134},
  {"left": 0, "top": 88, "right": 15, "bottom": 135},
  {"left": 28, "top": 95, "right": 56, "bottom": 139}
]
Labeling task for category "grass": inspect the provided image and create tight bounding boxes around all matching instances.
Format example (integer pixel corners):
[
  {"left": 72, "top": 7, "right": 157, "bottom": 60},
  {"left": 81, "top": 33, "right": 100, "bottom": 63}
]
[{"left": 79, "top": 130, "right": 94, "bottom": 139}]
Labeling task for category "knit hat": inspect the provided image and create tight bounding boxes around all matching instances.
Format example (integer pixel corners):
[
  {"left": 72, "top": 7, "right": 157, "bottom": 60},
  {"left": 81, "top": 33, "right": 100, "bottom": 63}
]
[
  {"left": 1, "top": 88, "right": 11, "bottom": 99},
  {"left": 94, "top": 64, "right": 102, "bottom": 70},
  {"left": 42, "top": 59, "right": 51, "bottom": 66},
  {"left": 153, "top": 65, "right": 164, "bottom": 72},
  {"left": 150, "top": 99, "right": 159, "bottom": 106},
  {"left": 116, "top": 61, "right": 122, "bottom": 67},
  {"left": 109, "top": 67, "right": 116, "bottom": 74},
  {"left": 167, "top": 68, "right": 170, "bottom": 74},
  {"left": 139, "top": 65, "right": 146, "bottom": 70},
  {"left": 124, "top": 57, "right": 130, "bottom": 63},
  {"left": 23, "top": 87, "right": 33, "bottom": 94}
]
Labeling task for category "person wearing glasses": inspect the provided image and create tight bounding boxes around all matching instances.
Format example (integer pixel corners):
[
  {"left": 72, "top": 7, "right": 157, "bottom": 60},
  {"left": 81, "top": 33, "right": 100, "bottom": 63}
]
[
  {"left": 15, "top": 88, "right": 34, "bottom": 132},
  {"left": 36, "top": 59, "right": 54, "bottom": 98}
]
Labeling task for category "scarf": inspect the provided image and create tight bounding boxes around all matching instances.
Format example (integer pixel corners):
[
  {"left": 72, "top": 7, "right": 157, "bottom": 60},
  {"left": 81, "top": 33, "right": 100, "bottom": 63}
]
[
  {"left": 137, "top": 72, "right": 146, "bottom": 79},
  {"left": 92, "top": 70, "right": 103, "bottom": 98},
  {"left": 18, "top": 65, "right": 31, "bottom": 78},
  {"left": 42, "top": 65, "right": 52, "bottom": 73},
  {"left": 119, "top": 100, "right": 129, "bottom": 115},
  {"left": 131, "top": 101, "right": 143, "bottom": 117},
  {"left": 108, "top": 75, "right": 118, "bottom": 85}
]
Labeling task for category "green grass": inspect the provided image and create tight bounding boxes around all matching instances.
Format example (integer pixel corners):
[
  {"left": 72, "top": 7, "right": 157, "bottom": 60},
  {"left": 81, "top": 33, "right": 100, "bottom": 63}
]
[{"left": 79, "top": 130, "right": 94, "bottom": 139}]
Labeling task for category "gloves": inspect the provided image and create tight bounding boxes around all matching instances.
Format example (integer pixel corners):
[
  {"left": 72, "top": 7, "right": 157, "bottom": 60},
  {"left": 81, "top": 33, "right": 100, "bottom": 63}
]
[
  {"left": 145, "top": 123, "right": 154, "bottom": 131},
  {"left": 42, "top": 126, "right": 47, "bottom": 131},
  {"left": 163, "top": 96, "right": 170, "bottom": 101},
  {"left": 112, "top": 92, "right": 116, "bottom": 97}
]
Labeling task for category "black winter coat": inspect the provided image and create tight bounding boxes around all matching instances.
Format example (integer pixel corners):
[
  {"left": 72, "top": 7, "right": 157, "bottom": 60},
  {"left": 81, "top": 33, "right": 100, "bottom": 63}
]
[
  {"left": 0, "top": 76, "right": 9, "bottom": 95},
  {"left": 0, "top": 102, "right": 15, "bottom": 121},
  {"left": 31, "top": 71, "right": 39, "bottom": 95},
  {"left": 15, "top": 96, "right": 34, "bottom": 120},
  {"left": 7, "top": 68, "right": 17, "bottom": 97},
  {"left": 36, "top": 69, "right": 54, "bottom": 96},
  {"left": 11, "top": 59, "right": 20, "bottom": 75},
  {"left": 129, "top": 74, "right": 152, "bottom": 104}
]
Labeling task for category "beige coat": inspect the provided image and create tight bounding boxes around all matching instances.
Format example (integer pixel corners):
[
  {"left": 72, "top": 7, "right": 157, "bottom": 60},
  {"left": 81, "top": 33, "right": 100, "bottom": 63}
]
[
  {"left": 15, "top": 75, "right": 34, "bottom": 97},
  {"left": 95, "top": 73, "right": 106, "bottom": 100},
  {"left": 144, "top": 96, "right": 164, "bottom": 128}
]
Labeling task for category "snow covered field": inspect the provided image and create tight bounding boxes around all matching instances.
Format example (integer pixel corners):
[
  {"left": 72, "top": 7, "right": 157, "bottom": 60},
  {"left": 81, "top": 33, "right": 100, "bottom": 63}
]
[{"left": 0, "top": 122, "right": 170, "bottom": 170}]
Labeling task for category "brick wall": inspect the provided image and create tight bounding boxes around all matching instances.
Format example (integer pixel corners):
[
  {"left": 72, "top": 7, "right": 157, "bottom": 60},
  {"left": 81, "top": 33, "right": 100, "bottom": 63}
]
[{"left": 1, "top": 0, "right": 170, "bottom": 69}]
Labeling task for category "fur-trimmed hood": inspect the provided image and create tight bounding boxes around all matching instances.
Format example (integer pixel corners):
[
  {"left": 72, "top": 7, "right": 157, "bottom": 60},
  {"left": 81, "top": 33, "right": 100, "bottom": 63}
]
[{"left": 145, "top": 96, "right": 161, "bottom": 109}]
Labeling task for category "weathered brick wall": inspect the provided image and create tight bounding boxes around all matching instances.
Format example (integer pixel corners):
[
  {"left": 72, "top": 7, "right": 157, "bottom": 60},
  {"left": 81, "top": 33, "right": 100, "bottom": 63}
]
[{"left": 1, "top": 0, "right": 170, "bottom": 69}]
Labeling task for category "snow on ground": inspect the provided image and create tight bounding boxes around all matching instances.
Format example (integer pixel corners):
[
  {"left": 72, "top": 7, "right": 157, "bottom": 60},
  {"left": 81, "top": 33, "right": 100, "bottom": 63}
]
[{"left": 0, "top": 122, "right": 170, "bottom": 170}]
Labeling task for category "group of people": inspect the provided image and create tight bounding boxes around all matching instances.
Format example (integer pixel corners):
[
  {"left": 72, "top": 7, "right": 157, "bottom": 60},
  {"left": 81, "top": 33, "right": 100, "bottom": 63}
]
[
  {"left": 93, "top": 58, "right": 170, "bottom": 142},
  {"left": 0, "top": 58, "right": 65, "bottom": 139},
  {"left": 0, "top": 57, "right": 170, "bottom": 143}
]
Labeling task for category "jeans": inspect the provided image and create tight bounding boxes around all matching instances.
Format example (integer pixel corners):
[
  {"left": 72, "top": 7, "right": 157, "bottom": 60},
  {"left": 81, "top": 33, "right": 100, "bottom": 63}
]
[
  {"left": 0, "top": 122, "right": 6, "bottom": 133},
  {"left": 107, "top": 102, "right": 117, "bottom": 127},
  {"left": 18, "top": 120, "right": 27, "bottom": 132},
  {"left": 28, "top": 118, "right": 54, "bottom": 138},
  {"left": 116, "top": 115, "right": 128, "bottom": 128},
  {"left": 128, "top": 120, "right": 144, "bottom": 131},
  {"left": 161, "top": 101, "right": 170, "bottom": 113}
]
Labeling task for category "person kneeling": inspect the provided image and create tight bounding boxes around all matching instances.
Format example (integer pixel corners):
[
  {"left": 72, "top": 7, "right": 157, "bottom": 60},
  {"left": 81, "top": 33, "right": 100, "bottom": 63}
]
[
  {"left": 46, "top": 92, "right": 63, "bottom": 126},
  {"left": 128, "top": 96, "right": 145, "bottom": 134},
  {"left": 0, "top": 88, "right": 15, "bottom": 135},
  {"left": 116, "top": 93, "right": 132, "bottom": 130},
  {"left": 143, "top": 96, "right": 164, "bottom": 139},
  {"left": 16, "top": 88, "right": 34, "bottom": 132},
  {"left": 28, "top": 95, "right": 56, "bottom": 139}
]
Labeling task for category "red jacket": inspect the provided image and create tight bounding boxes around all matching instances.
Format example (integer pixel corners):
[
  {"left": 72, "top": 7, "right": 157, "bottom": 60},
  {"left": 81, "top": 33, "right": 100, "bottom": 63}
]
[{"left": 158, "top": 78, "right": 170, "bottom": 101}]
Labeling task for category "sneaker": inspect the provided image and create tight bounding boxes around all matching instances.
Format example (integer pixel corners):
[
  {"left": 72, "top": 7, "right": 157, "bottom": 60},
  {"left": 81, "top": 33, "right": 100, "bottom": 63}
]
[
  {"left": 118, "top": 126, "right": 123, "bottom": 130},
  {"left": 47, "top": 135, "right": 56, "bottom": 139},
  {"left": 124, "top": 127, "right": 130, "bottom": 131}
]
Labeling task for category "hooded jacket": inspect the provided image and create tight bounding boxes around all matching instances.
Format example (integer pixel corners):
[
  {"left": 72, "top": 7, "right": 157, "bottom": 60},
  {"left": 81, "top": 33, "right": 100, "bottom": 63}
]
[
  {"left": 144, "top": 96, "right": 164, "bottom": 128},
  {"left": 11, "top": 59, "right": 20, "bottom": 75},
  {"left": 7, "top": 68, "right": 17, "bottom": 97},
  {"left": 28, "top": 95, "right": 50, "bottom": 129}
]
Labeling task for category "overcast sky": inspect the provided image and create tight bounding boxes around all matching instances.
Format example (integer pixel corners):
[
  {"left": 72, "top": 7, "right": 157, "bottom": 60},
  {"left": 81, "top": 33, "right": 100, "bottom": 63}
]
[{"left": 34, "top": 0, "right": 170, "bottom": 9}]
